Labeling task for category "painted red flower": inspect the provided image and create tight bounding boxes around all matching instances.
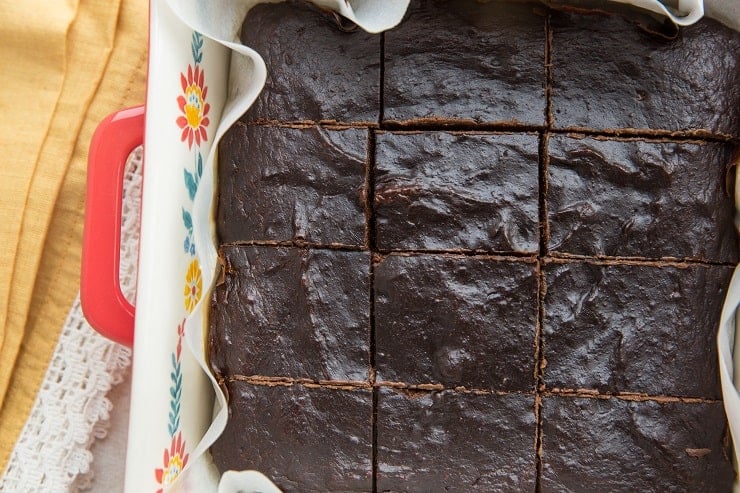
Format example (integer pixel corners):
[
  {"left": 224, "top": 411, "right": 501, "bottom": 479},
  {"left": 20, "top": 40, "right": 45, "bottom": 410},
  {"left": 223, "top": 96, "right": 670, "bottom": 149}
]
[
  {"left": 176, "top": 318, "right": 185, "bottom": 360},
  {"left": 176, "top": 65, "right": 210, "bottom": 149},
  {"left": 154, "top": 432, "right": 190, "bottom": 492}
]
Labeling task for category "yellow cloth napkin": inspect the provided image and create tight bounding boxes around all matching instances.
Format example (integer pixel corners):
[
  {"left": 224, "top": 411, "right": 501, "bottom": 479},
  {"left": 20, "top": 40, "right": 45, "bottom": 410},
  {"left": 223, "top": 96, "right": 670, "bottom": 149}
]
[{"left": 0, "top": 0, "right": 147, "bottom": 472}]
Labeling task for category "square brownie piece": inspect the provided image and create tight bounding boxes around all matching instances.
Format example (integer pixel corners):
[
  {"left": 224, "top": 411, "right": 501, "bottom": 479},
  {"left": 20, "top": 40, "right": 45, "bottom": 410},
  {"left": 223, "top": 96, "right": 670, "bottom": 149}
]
[
  {"left": 375, "top": 254, "right": 537, "bottom": 391},
  {"left": 551, "top": 14, "right": 740, "bottom": 135},
  {"left": 211, "top": 382, "right": 372, "bottom": 493},
  {"left": 209, "top": 246, "right": 370, "bottom": 381},
  {"left": 218, "top": 125, "right": 368, "bottom": 247},
  {"left": 384, "top": 1, "right": 546, "bottom": 125},
  {"left": 544, "top": 261, "right": 732, "bottom": 398},
  {"left": 240, "top": 0, "right": 380, "bottom": 124},
  {"left": 376, "top": 388, "right": 537, "bottom": 492},
  {"left": 541, "top": 397, "right": 734, "bottom": 492},
  {"left": 375, "top": 132, "right": 540, "bottom": 253},
  {"left": 547, "top": 136, "right": 738, "bottom": 262}
]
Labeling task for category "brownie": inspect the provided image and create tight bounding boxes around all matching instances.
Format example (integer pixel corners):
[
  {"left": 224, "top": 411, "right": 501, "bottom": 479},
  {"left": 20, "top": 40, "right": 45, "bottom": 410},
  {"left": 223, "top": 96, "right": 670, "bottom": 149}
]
[
  {"left": 209, "top": 246, "right": 370, "bottom": 382},
  {"left": 240, "top": 0, "right": 380, "bottom": 124},
  {"left": 547, "top": 136, "right": 738, "bottom": 262},
  {"left": 375, "top": 254, "right": 537, "bottom": 391},
  {"left": 544, "top": 261, "right": 733, "bottom": 398},
  {"left": 551, "top": 13, "right": 740, "bottom": 136},
  {"left": 541, "top": 397, "right": 734, "bottom": 492},
  {"left": 218, "top": 125, "right": 368, "bottom": 246},
  {"left": 209, "top": 1, "right": 740, "bottom": 490},
  {"left": 377, "top": 389, "right": 537, "bottom": 492},
  {"left": 384, "top": 0, "right": 546, "bottom": 125},
  {"left": 211, "top": 381, "right": 372, "bottom": 493},
  {"left": 375, "top": 132, "right": 540, "bottom": 252}
]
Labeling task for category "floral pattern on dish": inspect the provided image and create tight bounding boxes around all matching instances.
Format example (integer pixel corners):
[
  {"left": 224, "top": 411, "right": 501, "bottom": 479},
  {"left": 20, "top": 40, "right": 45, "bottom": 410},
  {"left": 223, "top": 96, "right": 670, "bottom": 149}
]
[
  {"left": 154, "top": 31, "right": 208, "bottom": 492},
  {"left": 184, "top": 259, "right": 203, "bottom": 314},
  {"left": 154, "top": 431, "right": 190, "bottom": 493},
  {"left": 176, "top": 64, "right": 210, "bottom": 149}
]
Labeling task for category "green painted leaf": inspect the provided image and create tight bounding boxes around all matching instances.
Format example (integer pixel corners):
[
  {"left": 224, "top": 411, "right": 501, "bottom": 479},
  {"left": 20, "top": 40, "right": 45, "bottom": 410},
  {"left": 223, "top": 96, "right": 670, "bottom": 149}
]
[
  {"left": 184, "top": 169, "right": 197, "bottom": 201},
  {"left": 182, "top": 208, "right": 193, "bottom": 232}
]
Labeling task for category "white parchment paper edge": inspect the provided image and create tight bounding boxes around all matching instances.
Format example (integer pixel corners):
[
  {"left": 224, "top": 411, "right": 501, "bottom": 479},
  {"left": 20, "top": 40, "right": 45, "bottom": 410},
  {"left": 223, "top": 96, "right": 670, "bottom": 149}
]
[{"left": 160, "top": 1, "right": 740, "bottom": 491}]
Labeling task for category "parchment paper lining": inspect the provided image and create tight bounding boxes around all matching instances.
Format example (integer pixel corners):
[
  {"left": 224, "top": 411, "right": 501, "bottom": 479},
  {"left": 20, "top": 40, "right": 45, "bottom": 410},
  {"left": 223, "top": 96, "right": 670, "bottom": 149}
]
[{"left": 161, "top": 1, "right": 740, "bottom": 491}]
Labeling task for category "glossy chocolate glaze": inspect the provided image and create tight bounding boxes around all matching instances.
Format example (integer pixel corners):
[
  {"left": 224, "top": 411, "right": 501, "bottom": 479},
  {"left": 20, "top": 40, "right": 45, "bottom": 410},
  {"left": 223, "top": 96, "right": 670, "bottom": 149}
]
[
  {"left": 240, "top": 0, "right": 380, "bottom": 124},
  {"left": 551, "top": 13, "right": 740, "bottom": 136},
  {"left": 375, "top": 254, "right": 537, "bottom": 391},
  {"left": 211, "top": 381, "right": 372, "bottom": 493},
  {"left": 544, "top": 261, "right": 733, "bottom": 398},
  {"left": 376, "top": 389, "right": 537, "bottom": 491},
  {"left": 209, "top": 246, "right": 370, "bottom": 381},
  {"left": 541, "top": 397, "right": 734, "bottom": 491},
  {"left": 547, "top": 136, "right": 739, "bottom": 262},
  {"left": 209, "top": 1, "right": 739, "bottom": 490},
  {"left": 218, "top": 125, "right": 368, "bottom": 246},
  {"left": 384, "top": 0, "right": 547, "bottom": 126},
  {"left": 375, "top": 132, "right": 540, "bottom": 252}
]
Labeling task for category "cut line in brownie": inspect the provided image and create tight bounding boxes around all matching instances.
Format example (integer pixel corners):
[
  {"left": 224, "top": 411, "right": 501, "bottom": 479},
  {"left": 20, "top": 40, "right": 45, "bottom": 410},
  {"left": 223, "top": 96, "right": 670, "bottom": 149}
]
[
  {"left": 211, "top": 241, "right": 740, "bottom": 266},
  {"left": 218, "top": 375, "right": 724, "bottom": 405}
]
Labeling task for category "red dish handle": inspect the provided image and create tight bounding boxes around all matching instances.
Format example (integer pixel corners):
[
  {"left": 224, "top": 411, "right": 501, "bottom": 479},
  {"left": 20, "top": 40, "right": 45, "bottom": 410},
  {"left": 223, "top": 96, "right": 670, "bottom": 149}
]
[{"left": 81, "top": 105, "right": 145, "bottom": 347}]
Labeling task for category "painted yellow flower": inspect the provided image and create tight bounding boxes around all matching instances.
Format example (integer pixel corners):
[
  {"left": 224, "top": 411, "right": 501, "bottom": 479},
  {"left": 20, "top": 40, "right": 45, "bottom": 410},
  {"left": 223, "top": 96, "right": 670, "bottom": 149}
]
[
  {"left": 176, "top": 64, "right": 210, "bottom": 149},
  {"left": 183, "top": 259, "right": 202, "bottom": 313}
]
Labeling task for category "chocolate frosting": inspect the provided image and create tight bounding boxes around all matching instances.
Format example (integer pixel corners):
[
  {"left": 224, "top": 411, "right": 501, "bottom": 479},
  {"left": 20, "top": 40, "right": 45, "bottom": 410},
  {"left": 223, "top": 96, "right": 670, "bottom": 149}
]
[
  {"left": 542, "top": 397, "right": 734, "bottom": 491},
  {"left": 211, "top": 382, "right": 372, "bottom": 493},
  {"left": 209, "top": 1, "right": 739, "bottom": 490},
  {"left": 210, "top": 246, "right": 370, "bottom": 382},
  {"left": 547, "top": 136, "right": 739, "bottom": 262},
  {"left": 240, "top": 0, "right": 380, "bottom": 124},
  {"left": 377, "top": 389, "right": 537, "bottom": 491},
  {"left": 544, "top": 261, "right": 733, "bottom": 398},
  {"left": 551, "top": 12, "right": 740, "bottom": 136},
  {"left": 384, "top": 0, "right": 547, "bottom": 126},
  {"left": 375, "top": 254, "right": 537, "bottom": 391},
  {"left": 375, "top": 132, "right": 540, "bottom": 253},
  {"left": 218, "top": 125, "right": 368, "bottom": 246}
]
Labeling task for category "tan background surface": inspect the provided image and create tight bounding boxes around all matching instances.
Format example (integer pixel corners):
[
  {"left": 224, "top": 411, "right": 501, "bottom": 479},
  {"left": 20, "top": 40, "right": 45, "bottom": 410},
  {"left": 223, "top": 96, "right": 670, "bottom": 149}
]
[{"left": 0, "top": 0, "right": 147, "bottom": 472}]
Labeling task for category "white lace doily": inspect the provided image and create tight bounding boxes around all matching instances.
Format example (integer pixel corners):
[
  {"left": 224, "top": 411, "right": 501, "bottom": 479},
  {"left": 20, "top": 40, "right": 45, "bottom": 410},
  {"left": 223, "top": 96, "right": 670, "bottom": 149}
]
[{"left": 0, "top": 147, "right": 143, "bottom": 492}]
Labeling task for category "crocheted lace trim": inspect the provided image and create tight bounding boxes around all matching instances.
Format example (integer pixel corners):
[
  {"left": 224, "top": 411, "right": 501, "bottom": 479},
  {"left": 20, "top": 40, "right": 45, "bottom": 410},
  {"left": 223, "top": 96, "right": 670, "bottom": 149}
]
[{"left": 0, "top": 147, "right": 142, "bottom": 492}]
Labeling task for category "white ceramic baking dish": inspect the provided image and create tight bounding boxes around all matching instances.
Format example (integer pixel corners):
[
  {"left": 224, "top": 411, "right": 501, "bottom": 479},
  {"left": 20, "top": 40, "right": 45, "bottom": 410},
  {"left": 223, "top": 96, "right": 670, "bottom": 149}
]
[
  {"left": 80, "top": 0, "right": 740, "bottom": 491},
  {"left": 81, "top": 1, "right": 408, "bottom": 490},
  {"left": 82, "top": 1, "right": 230, "bottom": 490}
]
